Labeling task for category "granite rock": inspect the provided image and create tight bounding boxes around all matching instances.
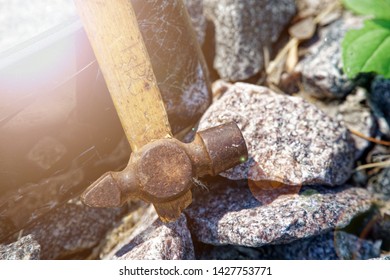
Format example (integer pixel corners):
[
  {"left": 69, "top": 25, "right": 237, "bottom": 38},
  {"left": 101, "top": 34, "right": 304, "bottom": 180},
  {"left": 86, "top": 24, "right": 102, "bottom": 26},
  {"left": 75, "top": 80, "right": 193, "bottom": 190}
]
[
  {"left": 22, "top": 199, "right": 126, "bottom": 259},
  {"left": 371, "top": 254, "right": 390, "bottom": 260},
  {"left": 195, "top": 243, "right": 265, "bottom": 260},
  {"left": 185, "top": 179, "right": 372, "bottom": 247},
  {"left": 0, "top": 235, "right": 40, "bottom": 260},
  {"left": 198, "top": 82, "right": 355, "bottom": 186},
  {"left": 369, "top": 76, "right": 390, "bottom": 136},
  {"left": 372, "top": 210, "right": 390, "bottom": 251},
  {"left": 102, "top": 204, "right": 157, "bottom": 259},
  {"left": 97, "top": 202, "right": 149, "bottom": 259},
  {"left": 367, "top": 164, "right": 390, "bottom": 201},
  {"left": 299, "top": 17, "right": 363, "bottom": 99},
  {"left": 184, "top": 0, "right": 206, "bottom": 45},
  {"left": 327, "top": 89, "right": 376, "bottom": 159},
  {"left": 204, "top": 0, "right": 296, "bottom": 81},
  {"left": 133, "top": 0, "right": 212, "bottom": 134},
  {"left": 311, "top": 88, "right": 377, "bottom": 159},
  {"left": 196, "top": 231, "right": 381, "bottom": 260},
  {"left": 262, "top": 231, "right": 381, "bottom": 260},
  {"left": 108, "top": 205, "right": 195, "bottom": 260}
]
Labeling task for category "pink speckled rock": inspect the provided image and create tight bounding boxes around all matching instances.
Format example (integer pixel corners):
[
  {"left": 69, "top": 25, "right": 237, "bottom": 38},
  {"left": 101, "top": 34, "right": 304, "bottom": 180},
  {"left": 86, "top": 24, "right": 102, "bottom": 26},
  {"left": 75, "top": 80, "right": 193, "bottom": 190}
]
[
  {"left": 109, "top": 206, "right": 194, "bottom": 260},
  {"left": 198, "top": 82, "right": 355, "bottom": 186},
  {"left": 0, "top": 235, "right": 40, "bottom": 260},
  {"left": 203, "top": 0, "right": 296, "bottom": 81},
  {"left": 196, "top": 231, "right": 381, "bottom": 260},
  {"left": 185, "top": 179, "right": 372, "bottom": 247}
]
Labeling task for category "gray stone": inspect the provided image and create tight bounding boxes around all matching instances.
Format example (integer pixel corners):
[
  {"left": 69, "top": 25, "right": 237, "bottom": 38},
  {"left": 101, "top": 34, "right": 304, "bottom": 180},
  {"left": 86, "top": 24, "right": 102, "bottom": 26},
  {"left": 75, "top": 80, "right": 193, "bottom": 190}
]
[
  {"left": 22, "top": 199, "right": 126, "bottom": 259},
  {"left": 185, "top": 179, "right": 372, "bottom": 247},
  {"left": 198, "top": 82, "right": 355, "bottom": 186},
  {"left": 367, "top": 168, "right": 390, "bottom": 201},
  {"left": 97, "top": 202, "right": 149, "bottom": 259},
  {"left": 132, "top": 0, "right": 212, "bottom": 134},
  {"left": 108, "top": 205, "right": 195, "bottom": 260},
  {"left": 204, "top": 0, "right": 296, "bottom": 81},
  {"left": 361, "top": 144, "right": 390, "bottom": 191},
  {"left": 372, "top": 209, "right": 390, "bottom": 251},
  {"left": 329, "top": 89, "right": 376, "bottom": 159},
  {"left": 298, "top": 17, "right": 363, "bottom": 99},
  {"left": 184, "top": 0, "right": 206, "bottom": 45},
  {"left": 196, "top": 231, "right": 381, "bottom": 260},
  {"left": 371, "top": 254, "right": 390, "bottom": 260},
  {"left": 369, "top": 76, "right": 390, "bottom": 136},
  {"left": 101, "top": 204, "right": 157, "bottom": 259},
  {"left": 262, "top": 231, "right": 381, "bottom": 260},
  {"left": 0, "top": 235, "right": 40, "bottom": 260},
  {"left": 195, "top": 243, "right": 265, "bottom": 260},
  {"left": 311, "top": 88, "right": 377, "bottom": 159}
]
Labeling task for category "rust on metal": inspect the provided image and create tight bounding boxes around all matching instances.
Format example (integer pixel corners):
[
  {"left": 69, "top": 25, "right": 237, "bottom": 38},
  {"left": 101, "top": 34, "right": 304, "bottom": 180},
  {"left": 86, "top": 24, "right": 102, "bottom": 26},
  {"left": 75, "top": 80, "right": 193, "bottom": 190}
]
[
  {"left": 81, "top": 122, "right": 248, "bottom": 222},
  {"left": 196, "top": 121, "right": 248, "bottom": 175},
  {"left": 75, "top": 0, "right": 248, "bottom": 222},
  {"left": 153, "top": 190, "right": 193, "bottom": 223},
  {"left": 135, "top": 139, "right": 193, "bottom": 202}
]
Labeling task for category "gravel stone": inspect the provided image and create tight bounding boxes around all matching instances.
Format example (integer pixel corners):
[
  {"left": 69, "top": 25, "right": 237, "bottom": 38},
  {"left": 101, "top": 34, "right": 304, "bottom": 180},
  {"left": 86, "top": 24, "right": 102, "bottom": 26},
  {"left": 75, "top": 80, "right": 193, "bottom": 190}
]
[
  {"left": 185, "top": 179, "right": 373, "bottom": 247},
  {"left": 184, "top": 0, "right": 206, "bottom": 45},
  {"left": 372, "top": 211, "right": 390, "bottom": 251},
  {"left": 367, "top": 168, "right": 390, "bottom": 201},
  {"left": 369, "top": 76, "right": 390, "bottom": 136},
  {"left": 371, "top": 254, "right": 390, "bottom": 260},
  {"left": 108, "top": 205, "right": 195, "bottom": 260},
  {"left": 203, "top": 0, "right": 296, "bottom": 81},
  {"left": 312, "top": 88, "right": 377, "bottom": 159},
  {"left": 262, "top": 231, "right": 381, "bottom": 260},
  {"left": 22, "top": 199, "right": 126, "bottom": 259},
  {"left": 132, "top": 0, "right": 212, "bottom": 134},
  {"left": 196, "top": 231, "right": 381, "bottom": 260},
  {"left": 0, "top": 235, "right": 40, "bottom": 260},
  {"left": 331, "top": 89, "right": 376, "bottom": 159},
  {"left": 299, "top": 17, "right": 363, "bottom": 99},
  {"left": 195, "top": 243, "right": 265, "bottom": 260},
  {"left": 198, "top": 82, "right": 355, "bottom": 186}
]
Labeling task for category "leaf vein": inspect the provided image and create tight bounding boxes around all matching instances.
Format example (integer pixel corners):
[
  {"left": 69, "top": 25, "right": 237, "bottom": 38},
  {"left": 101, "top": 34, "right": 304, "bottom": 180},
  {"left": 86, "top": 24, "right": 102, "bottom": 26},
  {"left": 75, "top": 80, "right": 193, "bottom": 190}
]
[{"left": 362, "top": 34, "right": 390, "bottom": 71}]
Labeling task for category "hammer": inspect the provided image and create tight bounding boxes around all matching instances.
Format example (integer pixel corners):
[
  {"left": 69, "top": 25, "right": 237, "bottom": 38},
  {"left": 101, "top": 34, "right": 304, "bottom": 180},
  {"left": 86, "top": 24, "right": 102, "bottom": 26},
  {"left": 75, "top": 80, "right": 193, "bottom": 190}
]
[{"left": 74, "top": 0, "right": 247, "bottom": 222}]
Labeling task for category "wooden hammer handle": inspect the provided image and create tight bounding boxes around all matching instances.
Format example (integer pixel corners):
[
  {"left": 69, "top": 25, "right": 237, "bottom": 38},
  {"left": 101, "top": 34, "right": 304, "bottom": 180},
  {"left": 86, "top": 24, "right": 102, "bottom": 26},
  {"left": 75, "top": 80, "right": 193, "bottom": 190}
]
[{"left": 74, "top": 0, "right": 172, "bottom": 152}]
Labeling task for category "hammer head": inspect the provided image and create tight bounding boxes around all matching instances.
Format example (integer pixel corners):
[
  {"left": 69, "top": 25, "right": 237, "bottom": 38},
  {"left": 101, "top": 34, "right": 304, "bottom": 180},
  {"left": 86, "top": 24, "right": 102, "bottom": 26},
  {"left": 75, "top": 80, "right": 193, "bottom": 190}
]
[{"left": 82, "top": 121, "right": 247, "bottom": 222}]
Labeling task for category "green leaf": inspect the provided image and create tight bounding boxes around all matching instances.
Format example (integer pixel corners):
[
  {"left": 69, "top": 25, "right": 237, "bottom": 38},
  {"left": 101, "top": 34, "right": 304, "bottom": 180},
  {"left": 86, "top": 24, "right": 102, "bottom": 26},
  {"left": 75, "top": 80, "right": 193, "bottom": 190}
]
[
  {"left": 342, "top": 19, "right": 390, "bottom": 78},
  {"left": 342, "top": 0, "right": 390, "bottom": 20}
]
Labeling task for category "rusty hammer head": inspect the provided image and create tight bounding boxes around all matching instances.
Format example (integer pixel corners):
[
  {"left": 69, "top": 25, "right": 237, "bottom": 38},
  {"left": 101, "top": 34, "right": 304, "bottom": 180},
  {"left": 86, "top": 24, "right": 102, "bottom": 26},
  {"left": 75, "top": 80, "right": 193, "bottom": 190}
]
[
  {"left": 74, "top": 0, "right": 248, "bottom": 222},
  {"left": 82, "top": 121, "right": 247, "bottom": 222}
]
